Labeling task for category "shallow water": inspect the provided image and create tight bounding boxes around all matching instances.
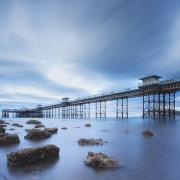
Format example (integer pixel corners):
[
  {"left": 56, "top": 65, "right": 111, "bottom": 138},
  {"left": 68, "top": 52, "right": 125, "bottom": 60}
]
[{"left": 0, "top": 117, "right": 180, "bottom": 180}]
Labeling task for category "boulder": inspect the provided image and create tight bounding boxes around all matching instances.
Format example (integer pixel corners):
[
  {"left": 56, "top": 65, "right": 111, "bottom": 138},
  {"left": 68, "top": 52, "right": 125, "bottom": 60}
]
[
  {"left": 61, "top": 127, "right": 67, "bottom": 130},
  {"left": 45, "top": 128, "right": 58, "bottom": 134},
  {"left": 78, "top": 138, "right": 104, "bottom": 145},
  {"left": 0, "top": 127, "right": 5, "bottom": 133},
  {"left": 9, "top": 128, "right": 15, "bottom": 131},
  {"left": 85, "top": 152, "right": 118, "bottom": 169},
  {"left": 143, "top": 130, "right": 154, "bottom": 137},
  {"left": 34, "top": 124, "right": 45, "bottom": 128},
  {"left": 7, "top": 144, "right": 60, "bottom": 166},
  {"left": 84, "top": 123, "right": 91, "bottom": 127},
  {"left": 0, "top": 133, "right": 20, "bottom": 146},
  {"left": 12, "top": 123, "right": 23, "bottom": 127},
  {"left": 26, "top": 119, "right": 42, "bottom": 125},
  {"left": 24, "top": 129, "right": 51, "bottom": 140}
]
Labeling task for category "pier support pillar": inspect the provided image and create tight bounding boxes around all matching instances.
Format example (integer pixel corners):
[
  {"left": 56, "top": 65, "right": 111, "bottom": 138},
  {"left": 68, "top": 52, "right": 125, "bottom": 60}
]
[
  {"left": 62, "top": 106, "right": 69, "bottom": 119},
  {"left": 143, "top": 92, "right": 175, "bottom": 119},
  {"left": 58, "top": 107, "right": 60, "bottom": 118},
  {"left": 116, "top": 98, "right": 128, "bottom": 119},
  {"left": 83, "top": 103, "right": 90, "bottom": 119},
  {"left": 70, "top": 106, "right": 76, "bottom": 119},
  {"left": 80, "top": 104, "right": 84, "bottom": 118},
  {"left": 96, "top": 101, "right": 106, "bottom": 119}
]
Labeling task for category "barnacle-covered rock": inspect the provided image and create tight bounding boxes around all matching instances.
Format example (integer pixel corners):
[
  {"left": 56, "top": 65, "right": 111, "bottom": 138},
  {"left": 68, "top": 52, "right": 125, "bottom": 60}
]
[
  {"left": 0, "top": 133, "right": 20, "bottom": 146},
  {"left": 12, "top": 123, "right": 23, "bottom": 127},
  {"left": 7, "top": 144, "right": 60, "bottom": 166},
  {"left": 26, "top": 120, "right": 42, "bottom": 125},
  {"left": 143, "top": 130, "right": 154, "bottom": 137},
  {"left": 85, "top": 152, "right": 118, "bottom": 169},
  {"left": 24, "top": 129, "right": 51, "bottom": 140},
  {"left": 84, "top": 123, "right": 91, "bottom": 127},
  {"left": 78, "top": 138, "right": 105, "bottom": 145}
]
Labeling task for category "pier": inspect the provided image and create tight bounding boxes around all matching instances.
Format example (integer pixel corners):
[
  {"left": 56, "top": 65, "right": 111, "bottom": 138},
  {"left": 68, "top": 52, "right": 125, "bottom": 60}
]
[{"left": 2, "top": 75, "right": 180, "bottom": 119}]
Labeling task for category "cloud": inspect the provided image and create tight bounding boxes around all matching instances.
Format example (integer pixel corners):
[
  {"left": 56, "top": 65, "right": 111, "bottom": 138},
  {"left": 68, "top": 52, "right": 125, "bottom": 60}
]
[
  {"left": 77, "top": 0, "right": 180, "bottom": 80},
  {"left": 0, "top": 58, "right": 88, "bottom": 109},
  {"left": 0, "top": 0, "right": 180, "bottom": 110}
]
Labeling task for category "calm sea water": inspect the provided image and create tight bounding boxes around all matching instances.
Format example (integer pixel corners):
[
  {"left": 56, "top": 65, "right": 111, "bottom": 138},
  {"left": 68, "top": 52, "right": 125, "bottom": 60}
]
[{"left": 0, "top": 117, "right": 180, "bottom": 180}]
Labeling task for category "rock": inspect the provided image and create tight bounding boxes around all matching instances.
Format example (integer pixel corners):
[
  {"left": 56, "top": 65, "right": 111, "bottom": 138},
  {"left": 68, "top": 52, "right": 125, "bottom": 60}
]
[
  {"left": 0, "top": 133, "right": 20, "bottom": 146},
  {"left": 143, "top": 130, "right": 154, "bottom": 137},
  {"left": 61, "top": 127, "right": 67, "bottom": 130},
  {"left": 85, "top": 152, "right": 118, "bottom": 169},
  {"left": 9, "top": 128, "right": 15, "bottom": 131},
  {"left": 45, "top": 128, "right": 58, "bottom": 134},
  {"left": 26, "top": 119, "right": 42, "bottom": 125},
  {"left": 24, "top": 129, "right": 51, "bottom": 140},
  {"left": 12, "top": 123, "right": 23, "bottom": 127},
  {"left": 34, "top": 124, "right": 45, "bottom": 128},
  {"left": 0, "top": 127, "right": 5, "bottom": 133},
  {"left": 78, "top": 138, "right": 104, "bottom": 145},
  {"left": 74, "top": 126, "right": 80, "bottom": 128},
  {"left": 84, "top": 123, "right": 91, "bottom": 127},
  {"left": 7, "top": 144, "right": 60, "bottom": 166}
]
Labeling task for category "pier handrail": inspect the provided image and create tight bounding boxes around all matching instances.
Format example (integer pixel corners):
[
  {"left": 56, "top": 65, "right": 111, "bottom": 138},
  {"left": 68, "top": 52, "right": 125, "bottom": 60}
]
[
  {"left": 70, "top": 86, "right": 138, "bottom": 102},
  {"left": 2, "top": 77, "right": 180, "bottom": 113}
]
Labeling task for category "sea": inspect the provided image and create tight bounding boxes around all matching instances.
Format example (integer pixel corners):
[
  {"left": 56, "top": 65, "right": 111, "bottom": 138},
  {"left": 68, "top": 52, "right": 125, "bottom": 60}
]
[{"left": 0, "top": 117, "right": 180, "bottom": 180}]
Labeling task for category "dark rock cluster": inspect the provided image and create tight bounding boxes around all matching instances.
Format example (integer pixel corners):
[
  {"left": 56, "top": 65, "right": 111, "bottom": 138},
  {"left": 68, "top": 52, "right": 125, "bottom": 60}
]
[
  {"left": 142, "top": 130, "right": 154, "bottom": 137},
  {"left": 0, "top": 133, "right": 20, "bottom": 146},
  {"left": 7, "top": 144, "right": 60, "bottom": 166},
  {"left": 84, "top": 123, "right": 91, "bottom": 127},
  {"left": 12, "top": 123, "right": 23, "bottom": 127},
  {"left": 0, "top": 119, "right": 61, "bottom": 168},
  {"left": 78, "top": 138, "right": 104, "bottom": 145},
  {"left": 24, "top": 129, "right": 51, "bottom": 140},
  {"left": 85, "top": 152, "right": 118, "bottom": 169},
  {"left": 61, "top": 127, "right": 67, "bottom": 130},
  {"left": 0, "top": 118, "right": 121, "bottom": 171}
]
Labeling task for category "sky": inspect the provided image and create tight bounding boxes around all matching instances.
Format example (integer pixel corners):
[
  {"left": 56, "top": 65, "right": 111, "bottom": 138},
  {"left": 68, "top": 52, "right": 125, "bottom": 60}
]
[{"left": 0, "top": 0, "right": 180, "bottom": 114}]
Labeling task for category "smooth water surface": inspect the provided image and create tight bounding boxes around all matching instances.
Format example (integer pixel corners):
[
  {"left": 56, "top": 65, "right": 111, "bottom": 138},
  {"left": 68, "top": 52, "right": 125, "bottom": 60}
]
[{"left": 0, "top": 117, "right": 180, "bottom": 180}]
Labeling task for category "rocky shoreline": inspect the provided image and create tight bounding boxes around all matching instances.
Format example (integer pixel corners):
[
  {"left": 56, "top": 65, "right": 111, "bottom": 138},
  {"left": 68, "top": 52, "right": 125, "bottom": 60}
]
[{"left": 0, "top": 118, "right": 156, "bottom": 170}]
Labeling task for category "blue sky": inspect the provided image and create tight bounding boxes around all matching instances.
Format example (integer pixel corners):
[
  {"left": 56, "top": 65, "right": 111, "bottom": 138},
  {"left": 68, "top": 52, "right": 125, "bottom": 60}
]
[{"left": 0, "top": 0, "right": 180, "bottom": 114}]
